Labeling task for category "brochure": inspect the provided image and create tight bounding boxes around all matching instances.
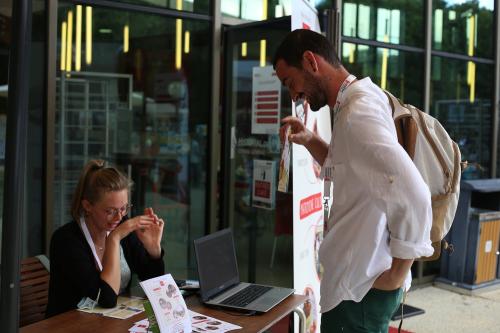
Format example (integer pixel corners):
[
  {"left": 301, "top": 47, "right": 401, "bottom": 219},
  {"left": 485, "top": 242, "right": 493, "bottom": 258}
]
[
  {"left": 77, "top": 295, "right": 144, "bottom": 319},
  {"left": 278, "top": 126, "right": 292, "bottom": 192},
  {"left": 139, "top": 273, "right": 191, "bottom": 333},
  {"left": 129, "top": 311, "right": 242, "bottom": 333}
]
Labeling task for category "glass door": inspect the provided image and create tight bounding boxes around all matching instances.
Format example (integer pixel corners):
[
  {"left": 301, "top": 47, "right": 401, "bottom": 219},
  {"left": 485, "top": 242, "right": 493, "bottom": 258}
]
[{"left": 222, "top": 17, "right": 293, "bottom": 287}]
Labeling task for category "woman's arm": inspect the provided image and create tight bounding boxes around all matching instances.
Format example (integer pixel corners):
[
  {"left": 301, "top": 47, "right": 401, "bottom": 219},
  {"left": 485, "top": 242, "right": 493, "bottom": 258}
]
[
  {"left": 100, "top": 233, "right": 122, "bottom": 294},
  {"left": 101, "top": 215, "right": 156, "bottom": 294}
]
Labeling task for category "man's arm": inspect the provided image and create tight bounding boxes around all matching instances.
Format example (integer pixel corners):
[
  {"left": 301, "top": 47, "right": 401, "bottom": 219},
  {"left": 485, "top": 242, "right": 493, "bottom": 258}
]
[{"left": 373, "top": 258, "right": 414, "bottom": 290}]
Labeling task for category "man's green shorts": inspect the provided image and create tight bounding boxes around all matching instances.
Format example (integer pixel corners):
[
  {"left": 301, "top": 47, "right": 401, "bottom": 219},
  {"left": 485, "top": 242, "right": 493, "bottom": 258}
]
[{"left": 321, "top": 288, "right": 403, "bottom": 333}]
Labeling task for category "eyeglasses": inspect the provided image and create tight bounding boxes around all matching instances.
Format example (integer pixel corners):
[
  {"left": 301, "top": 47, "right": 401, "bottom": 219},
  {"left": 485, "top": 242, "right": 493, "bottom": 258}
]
[{"left": 104, "top": 204, "right": 133, "bottom": 220}]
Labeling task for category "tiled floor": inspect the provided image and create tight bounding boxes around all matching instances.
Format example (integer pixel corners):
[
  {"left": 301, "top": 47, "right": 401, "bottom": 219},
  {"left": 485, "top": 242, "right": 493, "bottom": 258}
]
[{"left": 392, "top": 285, "right": 500, "bottom": 332}]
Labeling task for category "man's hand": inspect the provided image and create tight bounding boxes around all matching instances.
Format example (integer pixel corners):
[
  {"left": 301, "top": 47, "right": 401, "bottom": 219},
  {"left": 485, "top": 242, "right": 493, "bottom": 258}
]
[
  {"left": 372, "top": 258, "right": 414, "bottom": 291},
  {"left": 280, "top": 116, "right": 329, "bottom": 165},
  {"left": 280, "top": 116, "right": 313, "bottom": 146}
]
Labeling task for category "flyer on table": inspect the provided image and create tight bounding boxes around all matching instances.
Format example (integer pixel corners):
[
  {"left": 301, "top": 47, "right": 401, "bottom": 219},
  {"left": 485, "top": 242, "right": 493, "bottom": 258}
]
[{"left": 140, "top": 274, "right": 191, "bottom": 333}]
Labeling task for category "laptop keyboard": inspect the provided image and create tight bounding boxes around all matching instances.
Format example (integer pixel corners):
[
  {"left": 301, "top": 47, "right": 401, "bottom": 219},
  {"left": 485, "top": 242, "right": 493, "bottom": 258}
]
[{"left": 220, "top": 285, "right": 272, "bottom": 307}]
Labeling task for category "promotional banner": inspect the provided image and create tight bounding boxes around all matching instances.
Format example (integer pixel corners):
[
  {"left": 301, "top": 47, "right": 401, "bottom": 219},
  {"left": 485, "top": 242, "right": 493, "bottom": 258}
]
[
  {"left": 292, "top": 1, "right": 332, "bottom": 332},
  {"left": 251, "top": 66, "right": 282, "bottom": 134}
]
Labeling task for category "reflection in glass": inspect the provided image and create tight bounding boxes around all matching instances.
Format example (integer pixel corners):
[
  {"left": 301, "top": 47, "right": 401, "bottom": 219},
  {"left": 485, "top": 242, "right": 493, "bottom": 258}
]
[
  {"left": 433, "top": 0, "right": 493, "bottom": 58},
  {"left": 341, "top": 42, "right": 424, "bottom": 108},
  {"left": 55, "top": 3, "right": 211, "bottom": 278},
  {"left": 431, "top": 56, "right": 493, "bottom": 179},
  {"left": 342, "top": 0, "right": 424, "bottom": 47},
  {"left": 116, "top": 0, "right": 210, "bottom": 15}
]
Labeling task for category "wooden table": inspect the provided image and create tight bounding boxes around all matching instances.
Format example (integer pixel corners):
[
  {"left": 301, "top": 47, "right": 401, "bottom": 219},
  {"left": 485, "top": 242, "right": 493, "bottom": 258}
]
[{"left": 20, "top": 294, "right": 307, "bottom": 333}]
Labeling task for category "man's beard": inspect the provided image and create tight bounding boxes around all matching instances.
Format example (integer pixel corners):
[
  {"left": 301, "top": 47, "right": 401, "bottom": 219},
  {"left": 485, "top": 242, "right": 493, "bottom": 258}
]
[{"left": 303, "top": 71, "right": 328, "bottom": 111}]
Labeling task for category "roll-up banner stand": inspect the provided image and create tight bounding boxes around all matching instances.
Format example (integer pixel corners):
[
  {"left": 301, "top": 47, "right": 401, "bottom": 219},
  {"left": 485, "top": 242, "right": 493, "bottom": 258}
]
[{"left": 291, "top": 1, "right": 332, "bottom": 332}]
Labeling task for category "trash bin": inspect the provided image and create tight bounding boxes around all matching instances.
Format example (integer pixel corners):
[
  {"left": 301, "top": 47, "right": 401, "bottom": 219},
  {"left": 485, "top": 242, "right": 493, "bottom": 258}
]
[{"left": 438, "top": 179, "right": 500, "bottom": 289}]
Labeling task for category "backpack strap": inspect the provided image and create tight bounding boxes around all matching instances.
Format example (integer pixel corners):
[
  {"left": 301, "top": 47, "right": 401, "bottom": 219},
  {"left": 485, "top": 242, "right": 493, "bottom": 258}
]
[{"left": 384, "top": 91, "right": 417, "bottom": 159}]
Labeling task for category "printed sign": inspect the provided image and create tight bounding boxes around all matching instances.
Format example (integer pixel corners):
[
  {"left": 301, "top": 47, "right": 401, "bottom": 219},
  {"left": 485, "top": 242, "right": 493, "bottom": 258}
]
[
  {"left": 251, "top": 66, "right": 281, "bottom": 134},
  {"left": 252, "top": 159, "right": 276, "bottom": 209}
]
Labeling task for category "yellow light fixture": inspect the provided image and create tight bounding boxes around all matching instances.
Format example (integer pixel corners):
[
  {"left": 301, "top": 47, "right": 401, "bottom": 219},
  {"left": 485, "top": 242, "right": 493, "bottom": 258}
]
[
  {"left": 61, "top": 21, "right": 67, "bottom": 71},
  {"left": 184, "top": 30, "right": 190, "bottom": 54},
  {"left": 260, "top": 39, "right": 266, "bottom": 67},
  {"left": 349, "top": 43, "right": 355, "bottom": 64},
  {"left": 86, "top": 6, "right": 92, "bottom": 65},
  {"left": 175, "top": 0, "right": 183, "bottom": 70},
  {"left": 262, "top": 0, "right": 268, "bottom": 20},
  {"left": 380, "top": 34, "right": 389, "bottom": 89},
  {"left": 467, "top": 15, "right": 476, "bottom": 103},
  {"left": 75, "top": 5, "right": 82, "bottom": 71},
  {"left": 124, "top": 25, "right": 129, "bottom": 53},
  {"left": 175, "top": 19, "right": 182, "bottom": 69},
  {"left": 66, "top": 10, "right": 73, "bottom": 73},
  {"left": 241, "top": 42, "right": 247, "bottom": 57}
]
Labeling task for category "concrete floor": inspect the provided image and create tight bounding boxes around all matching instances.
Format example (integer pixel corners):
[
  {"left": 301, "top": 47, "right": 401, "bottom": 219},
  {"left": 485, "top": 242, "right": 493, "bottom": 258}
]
[{"left": 391, "top": 285, "right": 500, "bottom": 332}]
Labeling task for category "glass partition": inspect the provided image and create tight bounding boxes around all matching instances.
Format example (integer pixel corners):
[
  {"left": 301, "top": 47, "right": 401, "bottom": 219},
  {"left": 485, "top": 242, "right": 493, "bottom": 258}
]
[
  {"left": 341, "top": 42, "right": 425, "bottom": 108},
  {"left": 117, "top": 0, "right": 210, "bottom": 15},
  {"left": 343, "top": 0, "right": 425, "bottom": 47},
  {"left": 222, "top": 18, "right": 292, "bottom": 286},
  {"left": 433, "top": 0, "right": 494, "bottom": 58},
  {"left": 0, "top": 0, "right": 11, "bottom": 263},
  {"left": 54, "top": 3, "right": 211, "bottom": 278},
  {"left": 430, "top": 56, "right": 493, "bottom": 179}
]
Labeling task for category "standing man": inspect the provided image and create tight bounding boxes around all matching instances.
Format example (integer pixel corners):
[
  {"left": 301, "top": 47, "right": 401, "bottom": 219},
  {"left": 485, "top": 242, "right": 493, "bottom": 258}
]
[{"left": 274, "top": 29, "right": 433, "bottom": 332}]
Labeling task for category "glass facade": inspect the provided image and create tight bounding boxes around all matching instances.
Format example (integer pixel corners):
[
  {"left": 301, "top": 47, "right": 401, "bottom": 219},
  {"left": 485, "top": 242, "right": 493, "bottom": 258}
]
[
  {"left": 431, "top": 57, "right": 493, "bottom": 179},
  {"left": 222, "top": 0, "right": 291, "bottom": 20},
  {"left": 54, "top": 2, "right": 211, "bottom": 279},
  {"left": 342, "top": 0, "right": 495, "bottom": 181},
  {"left": 117, "top": 0, "right": 210, "bottom": 14},
  {"left": 0, "top": 0, "right": 10, "bottom": 263},
  {"left": 433, "top": 0, "right": 494, "bottom": 58},
  {"left": 0, "top": 0, "right": 45, "bottom": 281},
  {"left": 221, "top": 0, "right": 333, "bottom": 22},
  {"left": 343, "top": 0, "right": 425, "bottom": 47},
  {"left": 341, "top": 42, "right": 425, "bottom": 108}
]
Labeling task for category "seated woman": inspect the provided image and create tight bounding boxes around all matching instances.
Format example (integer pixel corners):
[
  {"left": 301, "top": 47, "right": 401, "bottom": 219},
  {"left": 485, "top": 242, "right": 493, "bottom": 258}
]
[{"left": 46, "top": 160, "right": 166, "bottom": 317}]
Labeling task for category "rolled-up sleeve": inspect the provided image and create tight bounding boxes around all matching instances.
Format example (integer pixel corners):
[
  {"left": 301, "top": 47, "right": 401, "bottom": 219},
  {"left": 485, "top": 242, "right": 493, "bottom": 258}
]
[{"left": 345, "top": 96, "right": 434, "bottom": 259}]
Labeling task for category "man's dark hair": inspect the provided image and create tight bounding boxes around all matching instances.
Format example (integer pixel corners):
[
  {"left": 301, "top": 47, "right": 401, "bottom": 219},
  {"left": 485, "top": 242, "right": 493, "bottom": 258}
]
[{"left": 273, "top": 29, "right": 341, "bottom": 69}]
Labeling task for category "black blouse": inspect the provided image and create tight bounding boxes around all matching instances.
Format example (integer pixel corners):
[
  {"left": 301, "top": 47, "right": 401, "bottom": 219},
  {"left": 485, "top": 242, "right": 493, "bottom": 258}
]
[{"left": 46, "top": 219, "right": 165, "bottom": 317}]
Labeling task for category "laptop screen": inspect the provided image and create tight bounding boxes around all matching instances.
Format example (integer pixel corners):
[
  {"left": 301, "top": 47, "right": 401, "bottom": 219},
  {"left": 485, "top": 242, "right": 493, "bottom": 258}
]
[{"left": 194, "top": 228, "right": 240, "bottom": 301}]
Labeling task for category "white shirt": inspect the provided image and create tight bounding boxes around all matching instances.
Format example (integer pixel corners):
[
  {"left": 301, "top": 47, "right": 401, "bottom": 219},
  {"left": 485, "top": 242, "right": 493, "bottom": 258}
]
[{"left": 318, "top": 77, "right": 434, "bottom": 313}]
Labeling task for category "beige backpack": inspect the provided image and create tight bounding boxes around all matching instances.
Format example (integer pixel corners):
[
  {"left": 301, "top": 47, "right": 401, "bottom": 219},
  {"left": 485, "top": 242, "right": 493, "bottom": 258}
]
[{"left": 385, "top": 91, "right": 465, "bottom": 261}]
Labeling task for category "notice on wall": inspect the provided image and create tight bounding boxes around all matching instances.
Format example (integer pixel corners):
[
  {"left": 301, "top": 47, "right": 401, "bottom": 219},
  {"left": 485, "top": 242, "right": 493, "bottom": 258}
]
[
  {"left": 252, "top": 159, "right": 276, "bottom": 210},
  {"left": 251, "top": 66, "right": 281, "bottom": 134}
]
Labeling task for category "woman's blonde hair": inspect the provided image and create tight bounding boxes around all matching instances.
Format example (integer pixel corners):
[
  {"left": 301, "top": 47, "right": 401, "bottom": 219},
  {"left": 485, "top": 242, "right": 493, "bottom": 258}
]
[{"left": 70, "top": 159, "right": 133, "bottom": 221}]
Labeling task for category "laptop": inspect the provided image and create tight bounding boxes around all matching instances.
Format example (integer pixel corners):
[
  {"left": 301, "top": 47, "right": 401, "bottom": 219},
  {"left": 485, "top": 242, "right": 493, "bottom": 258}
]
[{"left": 194, "top": 228, "right": 295, "bottom": 313}]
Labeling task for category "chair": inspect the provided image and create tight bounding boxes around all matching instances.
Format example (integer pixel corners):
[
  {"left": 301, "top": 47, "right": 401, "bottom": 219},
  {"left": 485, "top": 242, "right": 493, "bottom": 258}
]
[{"left": 20, "top": 255, "right": 50, "bottom": 327}]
